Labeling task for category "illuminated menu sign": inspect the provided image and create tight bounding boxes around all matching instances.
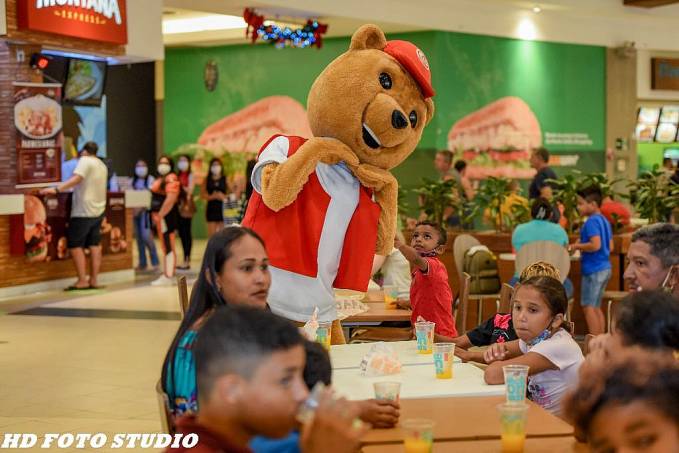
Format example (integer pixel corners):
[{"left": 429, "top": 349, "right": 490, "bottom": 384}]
[{"left": 17, "top": 0, "right": 127, "bottom": 45}]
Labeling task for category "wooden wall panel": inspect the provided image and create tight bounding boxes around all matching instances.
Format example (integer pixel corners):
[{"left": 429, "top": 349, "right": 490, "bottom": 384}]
[{"left": 0, "top": 210, "right": 133, "bottom": 288}]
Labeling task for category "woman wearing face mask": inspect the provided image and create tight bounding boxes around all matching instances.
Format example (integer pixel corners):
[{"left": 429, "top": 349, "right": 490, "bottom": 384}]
[
  {"left": 161, "top": 226, "right": 271, "bottom": 417},
  {"left": 150, "top": 155, "right": 181, "bottom": 286},
  {"left": 482, "top": 276, "right": 584, "bottom": 416},
  {"left": 201, "top": 158, "right": 227, "bottom": 238},
  {"left": 131, "top": 160, "right": 159, "bottom": 272},
  {"left": 176, "top": 155, "right": 195, "bottom": 270}
]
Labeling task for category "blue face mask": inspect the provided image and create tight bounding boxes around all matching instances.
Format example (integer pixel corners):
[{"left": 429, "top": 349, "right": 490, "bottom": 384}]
[{"left": 527, "top": 317, "right": 556, "bottom": 347}]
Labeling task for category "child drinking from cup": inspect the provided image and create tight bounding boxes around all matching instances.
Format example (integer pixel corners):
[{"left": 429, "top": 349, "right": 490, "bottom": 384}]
[
  {"left": 394, "top": 221, "right": 457, "bottom": 337},
  {"left": 482, "top": 276, "right": 584, "bottom": 416}
]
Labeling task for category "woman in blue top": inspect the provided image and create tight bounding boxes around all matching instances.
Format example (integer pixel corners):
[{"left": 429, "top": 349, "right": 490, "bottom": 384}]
[
  {"left": 160, "top": 226, "right": 272, "bottom": 418},
  {"left": 511, "top": 198, "right": 573, "bottom": 298}
]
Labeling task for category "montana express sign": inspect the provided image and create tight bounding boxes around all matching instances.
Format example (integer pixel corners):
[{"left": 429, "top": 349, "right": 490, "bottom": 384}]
[{"left": 18, "top": 0, "right": 127, "bottom": 45}]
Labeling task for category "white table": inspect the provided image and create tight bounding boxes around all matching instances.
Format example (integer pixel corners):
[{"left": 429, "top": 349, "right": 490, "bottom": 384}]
[
  {"left": 331, "top": 362, "right": 504, "bottom": 400},
  {"left": 330, "top": 341, "right": 460, "bottom": 370}
]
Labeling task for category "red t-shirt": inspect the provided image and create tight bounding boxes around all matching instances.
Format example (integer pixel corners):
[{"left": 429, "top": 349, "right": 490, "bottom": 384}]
[
  {"left": 410, "top": 257, "right": 458, "bottom": 337},
  {"left": 601, "top": 200, "right": 631, "bottom": 226}
]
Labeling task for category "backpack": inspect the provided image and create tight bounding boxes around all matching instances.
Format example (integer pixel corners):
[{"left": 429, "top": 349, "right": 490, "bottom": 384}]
[{"left": 463, "top": 245, "right": 501, "bottom": 294}]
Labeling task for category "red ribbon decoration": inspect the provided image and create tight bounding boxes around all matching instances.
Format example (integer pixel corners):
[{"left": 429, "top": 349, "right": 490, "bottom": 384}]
[{"left": 243, "top": 8, "right": 264, "bottom": 44}]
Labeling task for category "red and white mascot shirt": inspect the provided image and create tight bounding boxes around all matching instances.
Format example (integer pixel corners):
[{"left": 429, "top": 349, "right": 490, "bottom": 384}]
[{"left": 242, "top": 135, "right": 380, "bottom": 322}]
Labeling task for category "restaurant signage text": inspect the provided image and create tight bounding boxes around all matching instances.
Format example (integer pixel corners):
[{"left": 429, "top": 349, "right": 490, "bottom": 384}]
[{"left": 17, "top": 0, "right": 127, "bottom": 44}]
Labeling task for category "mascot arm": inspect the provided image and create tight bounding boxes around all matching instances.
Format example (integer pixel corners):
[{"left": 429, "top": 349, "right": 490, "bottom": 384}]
[
  {"left": 260, "top": 137, "right": 359, "bottom": 212},
  {"left": 352, "top": 164, "right": 398, "bottom": 256}
]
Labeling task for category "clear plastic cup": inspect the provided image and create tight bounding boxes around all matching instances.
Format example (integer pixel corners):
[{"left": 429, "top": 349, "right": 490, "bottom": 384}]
[
  {"left": 497, "top": 403, "right": 528, "bottom": 453},
  {"left": 316, "top": 322, "right": 332, "bottom": 350},
  {"left": 503, "top": 364, "right": 530, "bottom": 405},
  {"left": 297, "top": 382, "right": 325, "bottom": 423},
  {"left": 433, "top": 343, "right": 455, "bottom": 379},
  {"left": 415, "top": 321, "right": 435, "bottom": 355},
  {"left": 402, "top": 418, "right": 434, "bottom": 453},
  {"left": 382, "top": 285, "right": 399, "bottom": 309},
  {"left": 373, "top": 381, "right": 401, "bottom": 401}
]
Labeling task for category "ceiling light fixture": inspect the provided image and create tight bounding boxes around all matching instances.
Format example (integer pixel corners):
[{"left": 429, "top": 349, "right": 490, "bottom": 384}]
[
  {"left": 517, "top": 17, "right": 538, "bottom": 40},
  {"left": 162, "top": 14, "right": 247, "bottom": 34},
  {"left": 532, "top": 5, "right": 542, "bottom": 13}
]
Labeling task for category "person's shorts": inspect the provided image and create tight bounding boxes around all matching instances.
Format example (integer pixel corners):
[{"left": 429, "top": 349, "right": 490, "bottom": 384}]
[
  {"left": 581, "top": 268, "right": 612, "bottom": 308},
  {"left": 67, "top": 216, "right": 104, "bottom": 249}
]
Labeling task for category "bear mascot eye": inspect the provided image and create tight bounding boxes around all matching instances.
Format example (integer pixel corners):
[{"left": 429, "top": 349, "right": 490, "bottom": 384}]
[
  {"left": 409, "top": 110, "right": 418, "bottom": 128},
  {"left": 379, "top": 72, "right": 392, "bottom": 89}
]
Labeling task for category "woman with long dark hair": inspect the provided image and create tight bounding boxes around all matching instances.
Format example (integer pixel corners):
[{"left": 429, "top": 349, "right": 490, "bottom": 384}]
[
  {"left": 150, "top": 155, "right": 181, "bottom": 286},
  {"left": 161, "top": 226, "right": 271, "bottom": 417},
  {"left": 176, "top": 154, "right": 195, "bottom": 270}
]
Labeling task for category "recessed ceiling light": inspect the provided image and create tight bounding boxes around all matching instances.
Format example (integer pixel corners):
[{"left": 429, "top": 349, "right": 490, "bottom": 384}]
[
  {"left": 532, "top": 5, "right": 542, "bottom": 13},
  {"left": 163, "top": 14, "right": 247, "bottom": 34}
]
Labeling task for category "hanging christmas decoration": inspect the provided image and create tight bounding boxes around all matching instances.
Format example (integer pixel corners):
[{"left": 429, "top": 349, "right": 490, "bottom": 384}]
[{"left": 243, "top": 8, "right": 328, "bottom": 49}]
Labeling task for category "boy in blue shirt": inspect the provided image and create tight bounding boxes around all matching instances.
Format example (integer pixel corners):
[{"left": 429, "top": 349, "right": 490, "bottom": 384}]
[{"left": 570, "top": 186, "right": 613, "bottom": 335}]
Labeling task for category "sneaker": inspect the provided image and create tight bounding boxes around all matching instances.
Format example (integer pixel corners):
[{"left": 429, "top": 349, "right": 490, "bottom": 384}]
[{"left": 151, "top": 275, "right": 176, "bottom": 287}]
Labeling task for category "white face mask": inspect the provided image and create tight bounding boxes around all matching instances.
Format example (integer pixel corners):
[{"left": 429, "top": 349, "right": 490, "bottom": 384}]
[
  {"left": 177, "top": 160, "right": 189, "bottom": 172},
  {"left": 135, "top": 166, "right": 148, "bottom": 178},
  {"left": 210, "top": 165, "right": 222, "bottom": 176},
  {"left": 157, "top": 163, "right": 171, "bottom": 176}
]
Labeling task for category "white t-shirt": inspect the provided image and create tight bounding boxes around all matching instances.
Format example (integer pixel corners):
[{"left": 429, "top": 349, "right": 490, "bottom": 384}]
[
  {"left": 519, "top": 328, "right": 584, "bottom": 416},
  {"left": 368, "top": 247, "right": 413, "bottom": 299},
  {"left": 72, "top": 155, "right": 108, "bottom": 218}
]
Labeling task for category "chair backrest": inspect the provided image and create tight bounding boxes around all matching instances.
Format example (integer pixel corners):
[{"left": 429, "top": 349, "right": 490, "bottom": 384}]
[
  {"left": 155, "top": 380, "right": 175, "bottom": 434},
  {"left": 515, "top": 241, "right": 570, "bottom": 283},
  {"left": 453, "top": 234, "right": 481, "bottom": 283},
  {"left": 177, "top": 276, "right": 189, "bottom": 318},
  {"left": 498, "top": 283, "right": 514, "bottom": 313},
  {"left": 456, "top": 272, "right": 472, "bottom": 334}
]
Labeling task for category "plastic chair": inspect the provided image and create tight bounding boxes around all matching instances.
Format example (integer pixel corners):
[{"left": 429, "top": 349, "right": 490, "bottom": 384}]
[
  {"left": 455, "top": 273, "right": 472, "bottom": 334},
  {"left": 155, "top": 380, "right": 175, "bottom": 435},
  {"left": 177, "top": 276, "right": 189, "bottom": 318},
  {"left": 454, "top": 235, "right": 500, "bottom": 325},
  {"left": 515, "top": 241, "right": 571, "bottom": 284}
]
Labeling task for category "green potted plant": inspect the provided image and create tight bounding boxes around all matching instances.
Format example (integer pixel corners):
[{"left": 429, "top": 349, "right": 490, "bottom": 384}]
[
  {"left": 412, "top": 177, "right": 460, "bottom": 228},
  {"left": 626, "top": 166, "right": 679, "bottom": 224},
  {"left": 464, "top": 177, "right": 529, "bottom": 232}
]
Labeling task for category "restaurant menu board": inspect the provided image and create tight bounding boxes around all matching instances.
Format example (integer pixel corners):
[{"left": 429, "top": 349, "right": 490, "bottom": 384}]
[
  {"left": 13, "top": 83, "right": 63, "bottom": 185},
  {"left": 635, "top": 107, "right": 660, "bottom": 143},
  {"left": 656, "top": 105, "right": 679, "bottom": 143},
  {"left": 9, "top": 193, "right": 127, "bottom": 262}
]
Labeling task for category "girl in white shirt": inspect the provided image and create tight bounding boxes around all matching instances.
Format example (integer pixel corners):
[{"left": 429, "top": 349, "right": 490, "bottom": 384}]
[{"left": 483, "top": 276, "right": 584, "bottom": 416}]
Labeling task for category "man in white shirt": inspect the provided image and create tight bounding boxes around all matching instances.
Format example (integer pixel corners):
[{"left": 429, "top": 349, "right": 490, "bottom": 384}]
[{"left": 41, "top": 142, "right": 108, "bottom": 290}]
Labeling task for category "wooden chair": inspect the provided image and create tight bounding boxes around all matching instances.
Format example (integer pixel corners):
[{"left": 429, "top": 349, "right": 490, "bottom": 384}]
[
  {"left": 177, "top": 276, "right": 189, "bottom": 318},
  {"left": 453, "top": 235, "right": 500, "bottom": 325},
  {"left": 583, "top": 333, "right": 596, "bottom": 355},
  {"left": 603, "top": 290, "right": 628, "bottom": 332},
  {"left": 455, "top": 273, "right": 472, "bottom": 334},
  {"left": 497, "top": 283, "right": 514, "bottom": 313},
  {"left": 155, "top": 380, "right": 175, "bottom": 435}
]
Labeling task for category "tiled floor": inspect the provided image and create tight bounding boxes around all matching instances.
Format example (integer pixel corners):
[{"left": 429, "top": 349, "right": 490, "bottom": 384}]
[{"left": 0, "top": 241, "right": 205, "bottom": 452}]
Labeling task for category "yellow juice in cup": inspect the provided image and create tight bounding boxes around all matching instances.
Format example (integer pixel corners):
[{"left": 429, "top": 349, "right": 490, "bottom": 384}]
[
  {"left": 316, "top": 324, "right": 331, "bottom": 350},
  {"left": 433, "top": 344, "right": 454, "bottom": 379},
  {"left": 501, "top": 432, "right": 525, "bottom": 453},
  {"left": 436, "top": 366, "right": 452, "bottom": 379},
  {"left": 415, "top": 324, "right": 434, "bottom": 354},
  {"left": 403, "top": 437, "right": 432, "bottom": 453}
]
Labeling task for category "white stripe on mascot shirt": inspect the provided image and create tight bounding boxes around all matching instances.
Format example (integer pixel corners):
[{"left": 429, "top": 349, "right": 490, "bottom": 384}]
[{"left": 252, "top": 136, "right": 360, "bottom": 323}]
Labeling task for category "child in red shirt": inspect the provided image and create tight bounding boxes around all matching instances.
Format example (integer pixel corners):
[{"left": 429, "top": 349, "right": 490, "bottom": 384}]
[{"left": 395, "top": 221, "right": 457, "bottom": 337}]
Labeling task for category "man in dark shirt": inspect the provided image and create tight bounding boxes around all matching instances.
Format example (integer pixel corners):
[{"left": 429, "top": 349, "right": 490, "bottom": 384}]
[{"left": 528, "top": 147, "right": 560, "bottom": 223}]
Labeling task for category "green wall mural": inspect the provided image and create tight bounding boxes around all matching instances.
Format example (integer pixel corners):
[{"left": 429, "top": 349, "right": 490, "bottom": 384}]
[{"left": 164, "top": 30, "right": 606, "bottom": 235}]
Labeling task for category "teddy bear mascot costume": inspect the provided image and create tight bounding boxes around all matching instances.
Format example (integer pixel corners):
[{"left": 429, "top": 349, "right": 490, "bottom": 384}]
[{"left": 242, "top": 24, "right": 435, "bottom": 343}]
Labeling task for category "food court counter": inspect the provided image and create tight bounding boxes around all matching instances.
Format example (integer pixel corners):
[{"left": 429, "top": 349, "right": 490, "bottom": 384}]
[{"left": 0, "top": 191, "right": 149, "bottom": 298}]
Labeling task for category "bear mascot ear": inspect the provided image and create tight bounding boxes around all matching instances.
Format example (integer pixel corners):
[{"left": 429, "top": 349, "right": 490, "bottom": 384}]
[
  {"left": 349, "top": 24, "right": 387, "bottom": 51},
  {"left": 425, "top": 98, "right": 435, "bottom": 126}
]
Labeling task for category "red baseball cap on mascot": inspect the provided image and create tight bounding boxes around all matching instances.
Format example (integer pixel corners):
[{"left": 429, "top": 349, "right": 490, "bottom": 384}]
[{"left": 383, "top": 40, "right": 435, "bottom": 98}]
